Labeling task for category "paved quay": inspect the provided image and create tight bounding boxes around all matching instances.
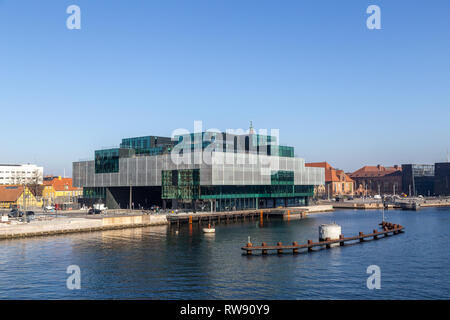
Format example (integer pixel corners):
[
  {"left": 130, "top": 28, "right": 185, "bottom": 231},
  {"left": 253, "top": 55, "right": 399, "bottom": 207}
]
[
  {"left": 0, "top": 211, "right": 168, "bottom": 240},
  {"left": 0, "top": 205, "right": 333, "bottom": 239},
  {"left": 320, "top": 197, "right": 450, "bottom": 210}
]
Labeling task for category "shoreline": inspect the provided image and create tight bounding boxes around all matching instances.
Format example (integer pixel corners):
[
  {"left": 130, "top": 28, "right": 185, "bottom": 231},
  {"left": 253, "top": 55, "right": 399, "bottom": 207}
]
[{"left": 4, "top": 200, "right": 449, "bottom": 240}]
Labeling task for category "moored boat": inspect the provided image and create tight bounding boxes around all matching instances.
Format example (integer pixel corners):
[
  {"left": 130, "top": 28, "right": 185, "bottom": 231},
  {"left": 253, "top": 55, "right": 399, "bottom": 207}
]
[{"left": 203, "top": 224, "right": 215, "bottom": 233}]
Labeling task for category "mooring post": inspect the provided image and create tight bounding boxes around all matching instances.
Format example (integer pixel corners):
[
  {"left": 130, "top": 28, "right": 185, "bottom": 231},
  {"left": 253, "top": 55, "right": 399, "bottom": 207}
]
[
  {"left": 373, "top": 229, "right": 378, "bottom": 240},
  {"left": 307, "top": 240, "right": 313, "bottom": 252},
  {"left": 359, "top": 232, "right": 364, "bottom": 242},
  {"left": 339, "top": 234, "right": 345, "bottom": 246},
  {"left": 246, "top": 236, "right": 253, "bottom": 255},
  {"left": 277, "top": 242, "right": 283, "bottom": 254},
  {"left": 292, "top": 241, "right": 298, "bottom": 254},
  {"left": 246, "top": 242, "right": 253, "bottom": 255},
  {"left": 262, "top": 242, "right": 268, "bottom": 255},
  {"left": 325, "top": 237, "right": 331, "bottom": 249}
]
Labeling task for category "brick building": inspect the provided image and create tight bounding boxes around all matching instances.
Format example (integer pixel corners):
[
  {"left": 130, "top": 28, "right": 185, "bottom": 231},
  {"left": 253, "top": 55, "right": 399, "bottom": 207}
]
[
  {"left": 305, "top": 162, "right": 354, "bottom": 198},
  {"left": 350, "top": 165, "right": 402, "bottom": 196}
]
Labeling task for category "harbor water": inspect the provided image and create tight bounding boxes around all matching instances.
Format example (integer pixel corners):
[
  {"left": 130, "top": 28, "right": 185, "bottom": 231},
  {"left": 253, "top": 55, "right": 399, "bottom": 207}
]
[{"left": 0, "top": 207, "right": 449, "bottom": 299}]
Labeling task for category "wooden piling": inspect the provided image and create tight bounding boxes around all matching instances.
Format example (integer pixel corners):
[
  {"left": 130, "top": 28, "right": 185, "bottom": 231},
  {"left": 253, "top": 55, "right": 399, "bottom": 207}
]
[
  {"left": 241, "top": 222, "right": 404, "bottom": 255},
  {"left": 277, "top": 242, "right": 283, "bottom": 254},
  {"left": 246, "top": 242, "right": 253, "bottom": 255},
  {"left": 292, "top": 241, "right": 299, "bottom": 254},
  {"left": 262, "top": 242, "right": 268, "bottom": 255},
  {"left": 339, "top": 234, "right": 344, "bottom": 246}
]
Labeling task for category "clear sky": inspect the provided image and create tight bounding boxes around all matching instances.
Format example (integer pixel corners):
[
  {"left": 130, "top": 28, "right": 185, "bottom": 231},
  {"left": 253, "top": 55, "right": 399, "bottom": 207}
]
[{"left": 1, "top": 0, "right": 449, "bottom": 176}]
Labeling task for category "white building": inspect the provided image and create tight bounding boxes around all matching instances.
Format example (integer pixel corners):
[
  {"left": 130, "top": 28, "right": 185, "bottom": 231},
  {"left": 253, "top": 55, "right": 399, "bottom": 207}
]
[{"left": 0, "top": 164, "right": 44, "bottom": 185}]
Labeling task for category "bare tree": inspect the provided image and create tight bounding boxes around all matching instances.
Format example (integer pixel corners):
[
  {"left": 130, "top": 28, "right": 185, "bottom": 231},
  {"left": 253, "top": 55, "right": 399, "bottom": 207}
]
[{"left": 26, "top": 170, "right": 44, "bottom": 209}]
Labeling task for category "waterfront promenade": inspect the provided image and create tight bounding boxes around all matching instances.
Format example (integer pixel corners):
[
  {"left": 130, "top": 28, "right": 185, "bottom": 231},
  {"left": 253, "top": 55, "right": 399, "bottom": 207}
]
[{"left": 0, "top": 205, "right": 333, "bottom": 239}]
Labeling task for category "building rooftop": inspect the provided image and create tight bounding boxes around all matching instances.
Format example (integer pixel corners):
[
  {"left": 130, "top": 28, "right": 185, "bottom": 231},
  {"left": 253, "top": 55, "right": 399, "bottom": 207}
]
[
  {"left": 44, "top": 177, "right": 80, "bottom": 191},
  {"left": 349, "top": 165, "right": 402, "bottom": 178},
  {"left": 0, "top": 185, "right": 24, "bottom": 202},
  {"left": 305, "top": 162, "right": 354, "bottom": 183}
]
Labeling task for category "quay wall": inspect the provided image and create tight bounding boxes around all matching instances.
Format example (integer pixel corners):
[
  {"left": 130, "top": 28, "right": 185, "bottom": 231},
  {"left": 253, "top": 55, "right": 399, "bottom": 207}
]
[{"left": 0, "top": 214, "right": 168, "bottom": 240}]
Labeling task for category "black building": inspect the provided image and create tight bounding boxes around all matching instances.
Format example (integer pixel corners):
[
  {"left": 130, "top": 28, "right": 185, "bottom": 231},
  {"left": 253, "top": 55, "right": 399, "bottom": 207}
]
[
  {"left": 401, "top": 164, "right": 435, "bottom": 196},
  {"left": 434, "top": 163, "right": 450, "bottom": 196}
]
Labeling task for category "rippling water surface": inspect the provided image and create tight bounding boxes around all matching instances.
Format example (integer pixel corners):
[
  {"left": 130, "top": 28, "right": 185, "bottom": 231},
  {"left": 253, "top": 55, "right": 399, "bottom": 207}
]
[{"left": 1, "top": 208, "right": 449, "bottom": 299}]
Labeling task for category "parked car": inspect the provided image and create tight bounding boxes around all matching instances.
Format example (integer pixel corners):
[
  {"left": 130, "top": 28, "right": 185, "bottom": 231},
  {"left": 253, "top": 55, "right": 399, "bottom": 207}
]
[
  {"left": 25, "top": 211, "right": 35, "bottom": 218},
  {"left": 88, "top": 208, "right": 102, "bottom": 215},
  {"left": 20, "top": 211, "right": 36, "bottom": 222},
  {"left": 44, "top": 205, "right": 55, "bottom": 212},
  {"left": 8, "top": 209, "right": 19, "bottom": 218},
  {"left": 8, "top": 210, "right": 25, "bottom": 218}
]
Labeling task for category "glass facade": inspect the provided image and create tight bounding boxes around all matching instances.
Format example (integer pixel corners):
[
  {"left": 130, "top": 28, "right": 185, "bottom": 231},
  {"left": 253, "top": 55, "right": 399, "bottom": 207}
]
[
  {"left": 199, "top": 185, "right": 313, "bottom": 199},
  {"left": 162, "top": 169, "right": 201, "bottom": 200},
  {"left": 173, "top": 132, "right": 290, "bottom": 156},
  {"left": 273, "top": 145, "right": 294, "bottom": 157},
  {"left": 402, "top": 164, "right": 435, "bottom": 196},
  {"left": 271, "top": 171, "right": 294, "bottom": 185},
  {"left": 95, "top": 149, "right": 120, "bottom": 173},
  {"left": 83, "top": 187, "right": 106, "bottom": 199},
  {"left": 120, "top": 136, "right": 173, "bottom": 156},
  {"left": 94, "top": 148, "right": 134, "bottom": 173}
]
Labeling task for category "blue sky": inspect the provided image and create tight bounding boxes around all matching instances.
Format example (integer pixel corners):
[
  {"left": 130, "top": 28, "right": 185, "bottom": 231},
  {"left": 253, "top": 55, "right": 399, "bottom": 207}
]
[{"left": 1, "top": 0, "right": 449, "bottom": 175}]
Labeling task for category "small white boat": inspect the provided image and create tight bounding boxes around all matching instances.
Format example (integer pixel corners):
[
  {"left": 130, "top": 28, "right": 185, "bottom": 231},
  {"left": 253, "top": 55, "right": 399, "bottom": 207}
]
[{"left": 203, "top": 224, "right": 215, "bottom": 233}]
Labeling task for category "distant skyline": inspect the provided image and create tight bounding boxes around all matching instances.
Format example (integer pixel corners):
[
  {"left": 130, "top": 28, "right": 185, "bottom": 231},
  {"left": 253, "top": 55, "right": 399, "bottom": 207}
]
[{"left": 1, "top": 0, "right": 449, "bottom": 176}]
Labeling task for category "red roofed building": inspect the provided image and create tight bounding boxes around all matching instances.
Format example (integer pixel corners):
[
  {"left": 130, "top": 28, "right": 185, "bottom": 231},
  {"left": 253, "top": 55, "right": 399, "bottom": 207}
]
[
  {"left": 0, "top": 185, "right": 42, "bottom": 209},
  {"left": 305, "top": 162, "right": 354, "bottom": 198},
  {"left": 349, "top": 165, "right": 402, "bottom": 196},
  {"left": 42, "top": 176, "right": 82, "bottom": 206}
]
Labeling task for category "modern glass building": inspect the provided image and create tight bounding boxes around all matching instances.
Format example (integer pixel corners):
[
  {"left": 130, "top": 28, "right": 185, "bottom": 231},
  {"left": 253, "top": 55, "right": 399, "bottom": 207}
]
[{"left": 73, "top": 131, "right": 324, "bottom": 211}]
